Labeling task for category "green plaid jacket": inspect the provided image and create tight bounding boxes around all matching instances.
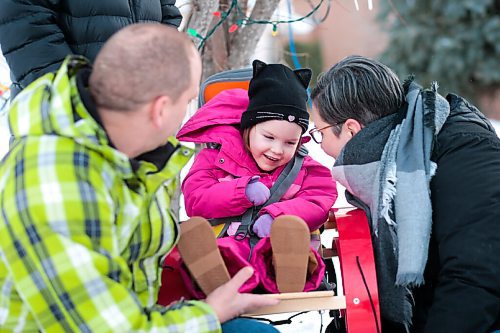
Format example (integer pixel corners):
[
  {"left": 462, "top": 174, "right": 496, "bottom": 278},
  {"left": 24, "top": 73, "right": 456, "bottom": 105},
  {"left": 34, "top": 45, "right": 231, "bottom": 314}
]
[{"left": 0, "top": 57, "right": 220, "bottom": 332}]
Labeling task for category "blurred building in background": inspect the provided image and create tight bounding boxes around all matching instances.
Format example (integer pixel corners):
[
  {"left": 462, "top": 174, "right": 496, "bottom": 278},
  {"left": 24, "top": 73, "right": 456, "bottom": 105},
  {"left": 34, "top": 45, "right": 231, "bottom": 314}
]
[{"left": 293, "top": 0, "right": 386, "bottom": 74}]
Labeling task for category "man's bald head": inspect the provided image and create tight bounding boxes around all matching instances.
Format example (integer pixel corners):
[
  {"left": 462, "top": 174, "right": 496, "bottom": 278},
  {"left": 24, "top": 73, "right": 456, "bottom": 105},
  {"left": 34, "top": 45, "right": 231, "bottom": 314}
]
[{"left": 89, "top": 24, "right": 198, "bottom": 111}]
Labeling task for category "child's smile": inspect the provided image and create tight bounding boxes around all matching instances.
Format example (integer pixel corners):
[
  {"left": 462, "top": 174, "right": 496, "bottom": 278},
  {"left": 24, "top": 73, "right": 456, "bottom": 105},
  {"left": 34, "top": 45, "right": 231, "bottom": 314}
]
[{"left": 248, "top": 120, "right": 302, "bottom": 172}]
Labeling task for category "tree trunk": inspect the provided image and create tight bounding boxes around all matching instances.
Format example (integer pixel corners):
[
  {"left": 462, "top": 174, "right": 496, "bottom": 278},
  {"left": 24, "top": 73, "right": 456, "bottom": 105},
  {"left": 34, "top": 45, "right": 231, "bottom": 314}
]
[
  {"left": 228, "top": 0, "right": 281, "bottom": 69},
  {"left": 187, "top": 0, "right": 282, "bottom": 78}
]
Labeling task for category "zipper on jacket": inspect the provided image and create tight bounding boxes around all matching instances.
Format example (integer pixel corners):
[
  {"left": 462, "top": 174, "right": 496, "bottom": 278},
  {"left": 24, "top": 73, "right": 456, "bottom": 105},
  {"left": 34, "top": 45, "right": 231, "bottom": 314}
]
[
  {"left": 143, "top": 144, "right": 182, "bottom": 251},
  {"left": 129, "top": 0, "right": 137, "bottom": 22}
]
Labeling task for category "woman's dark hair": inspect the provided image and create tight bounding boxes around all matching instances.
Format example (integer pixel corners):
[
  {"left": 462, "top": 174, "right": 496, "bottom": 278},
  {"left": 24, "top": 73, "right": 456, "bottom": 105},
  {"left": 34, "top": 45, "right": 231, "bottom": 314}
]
[{"left": 311, "top": 55, "right": 404, "bottom": 134}]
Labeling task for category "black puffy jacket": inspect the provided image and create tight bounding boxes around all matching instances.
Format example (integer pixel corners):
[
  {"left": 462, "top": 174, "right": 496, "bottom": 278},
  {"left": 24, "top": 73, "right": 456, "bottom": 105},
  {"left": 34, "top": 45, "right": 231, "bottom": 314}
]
[
  {"left": 384, "top": 94, "right": 500, "bottom": 332},
  {"left": 416, "top": 94, "right": 500, "bottom": 332},
  {"left": 0, "top": 0, "right": 182, "bottom": 96}
]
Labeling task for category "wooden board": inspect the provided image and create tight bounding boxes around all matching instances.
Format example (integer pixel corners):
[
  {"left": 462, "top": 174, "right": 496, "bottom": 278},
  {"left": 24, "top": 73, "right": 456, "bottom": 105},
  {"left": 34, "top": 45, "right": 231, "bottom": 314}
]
[{"left": 245, "top": 291, "right": 346, "bottom": 316}]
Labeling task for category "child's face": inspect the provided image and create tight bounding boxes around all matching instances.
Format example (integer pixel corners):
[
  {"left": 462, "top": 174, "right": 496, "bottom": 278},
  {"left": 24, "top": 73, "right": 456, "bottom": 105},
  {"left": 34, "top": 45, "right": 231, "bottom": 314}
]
[{"left": 248, "top": 120, "right": 302, "bottom": 172}]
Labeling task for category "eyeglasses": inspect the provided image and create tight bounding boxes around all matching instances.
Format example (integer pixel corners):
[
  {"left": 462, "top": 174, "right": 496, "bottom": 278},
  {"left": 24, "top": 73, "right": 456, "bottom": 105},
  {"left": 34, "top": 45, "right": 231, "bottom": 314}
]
[{"left": 308, "top": 123, "right": 343, "bottom": 144}]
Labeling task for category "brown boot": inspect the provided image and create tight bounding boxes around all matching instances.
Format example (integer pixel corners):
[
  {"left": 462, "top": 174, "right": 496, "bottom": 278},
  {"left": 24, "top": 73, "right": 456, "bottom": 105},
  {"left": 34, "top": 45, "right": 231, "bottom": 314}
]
[
  {"left": 270, "top": 215, "right": 310, "bottom": 293},
  {"left": 177, "top": 217, "right": 230, "bottom": 295}
]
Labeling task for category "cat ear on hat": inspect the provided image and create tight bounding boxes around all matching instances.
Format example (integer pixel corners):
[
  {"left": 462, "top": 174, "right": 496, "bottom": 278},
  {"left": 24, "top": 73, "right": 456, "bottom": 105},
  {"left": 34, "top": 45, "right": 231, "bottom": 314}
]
[
  {"left": 294, "top": 68, "right": 312, "bottom": 88},
  {"left": 252, "top": 59, "right": 267, "bottom": 77}
]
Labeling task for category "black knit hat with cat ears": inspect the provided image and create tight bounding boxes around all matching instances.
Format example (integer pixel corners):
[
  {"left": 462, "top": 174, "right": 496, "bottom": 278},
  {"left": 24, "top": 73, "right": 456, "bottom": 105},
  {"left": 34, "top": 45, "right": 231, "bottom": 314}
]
[{"left": 241, "top": 59, "right": 312, "bottom": 134}]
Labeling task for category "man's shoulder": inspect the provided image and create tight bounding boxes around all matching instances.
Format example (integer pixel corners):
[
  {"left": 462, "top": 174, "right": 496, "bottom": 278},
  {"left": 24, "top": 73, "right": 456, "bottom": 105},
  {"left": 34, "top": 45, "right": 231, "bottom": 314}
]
[
  {"left": 436, "top": 94, "right": 500, "bottom": 153},
  {"left": 3, "top": 135, "right": 114, "bottom": 173},
  {"left": 434, "top": 123, "right": 499, "bottom": 168},
  {"left": 438, "top": 118, "right": 500, "bottom": 148}
]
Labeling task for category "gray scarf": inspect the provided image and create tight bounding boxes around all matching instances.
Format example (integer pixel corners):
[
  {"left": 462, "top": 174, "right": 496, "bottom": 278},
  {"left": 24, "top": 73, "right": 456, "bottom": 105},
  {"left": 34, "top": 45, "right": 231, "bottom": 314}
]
[{"left": 331, "top": 79, "right": 450, "bottom": 326}]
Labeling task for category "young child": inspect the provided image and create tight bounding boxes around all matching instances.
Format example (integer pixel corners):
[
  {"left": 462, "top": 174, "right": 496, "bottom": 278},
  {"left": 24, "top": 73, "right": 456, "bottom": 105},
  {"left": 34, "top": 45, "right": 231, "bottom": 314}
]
[{"left": 176, "top": 60, "right": 338, "bottom": 297}]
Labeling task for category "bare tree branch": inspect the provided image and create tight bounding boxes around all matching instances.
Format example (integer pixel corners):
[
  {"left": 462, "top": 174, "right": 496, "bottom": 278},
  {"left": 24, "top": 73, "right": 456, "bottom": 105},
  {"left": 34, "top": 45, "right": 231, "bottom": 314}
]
[
  {"left": 188, "top": 0, "right": 220, "bottom": 48},
  {"left": 200, "top": 0, "right": 231, "bottom": 78}
]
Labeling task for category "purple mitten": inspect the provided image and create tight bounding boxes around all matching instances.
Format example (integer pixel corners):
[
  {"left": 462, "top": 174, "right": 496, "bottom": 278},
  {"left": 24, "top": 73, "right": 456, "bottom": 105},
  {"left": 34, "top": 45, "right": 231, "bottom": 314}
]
[
  {"left": 252, "top": 214, "right": 274, "bottom": 238},
  {"left": 245, "top": 176, "right": 270, "bottom": 206}
]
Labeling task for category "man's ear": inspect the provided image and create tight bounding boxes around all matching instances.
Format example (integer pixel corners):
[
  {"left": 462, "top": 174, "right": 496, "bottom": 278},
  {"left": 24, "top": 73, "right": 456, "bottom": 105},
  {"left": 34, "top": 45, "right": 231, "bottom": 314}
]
[
  {"left": 149, "top": 95, "right": 171, "bottom": 129},
  {"left": 343, "top": 118, "right": 363, "bottom": 136}
]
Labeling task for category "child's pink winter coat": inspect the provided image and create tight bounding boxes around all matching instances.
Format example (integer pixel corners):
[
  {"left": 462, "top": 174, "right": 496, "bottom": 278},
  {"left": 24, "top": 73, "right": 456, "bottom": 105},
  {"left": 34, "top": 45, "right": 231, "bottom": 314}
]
[{"left": 177, "top": 89, "right": 338, "bottom": 296}]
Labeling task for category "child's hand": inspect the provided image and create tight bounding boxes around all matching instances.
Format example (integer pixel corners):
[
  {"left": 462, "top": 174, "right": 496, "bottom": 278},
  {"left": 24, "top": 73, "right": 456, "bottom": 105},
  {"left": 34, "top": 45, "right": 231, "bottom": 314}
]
[
  {"left": 245, "top": 176, "right": 270, "bottom": 206},
  {"left": 252, "top": 214, "right": 274, "bottom": 238}
]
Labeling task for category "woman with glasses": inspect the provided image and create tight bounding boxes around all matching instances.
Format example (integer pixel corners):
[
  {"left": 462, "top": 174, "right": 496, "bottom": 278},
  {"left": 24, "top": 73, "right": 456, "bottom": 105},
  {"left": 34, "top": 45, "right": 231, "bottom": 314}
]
[{"left": 309, "top": 55, "right": 500, "bottom": 332}]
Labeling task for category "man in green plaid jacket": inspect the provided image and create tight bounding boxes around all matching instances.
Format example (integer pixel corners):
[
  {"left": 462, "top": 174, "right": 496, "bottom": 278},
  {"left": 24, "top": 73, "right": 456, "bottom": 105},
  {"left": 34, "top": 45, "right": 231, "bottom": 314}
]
[{"left": 0, "top": 24, "right": 277, "bottom": 332}]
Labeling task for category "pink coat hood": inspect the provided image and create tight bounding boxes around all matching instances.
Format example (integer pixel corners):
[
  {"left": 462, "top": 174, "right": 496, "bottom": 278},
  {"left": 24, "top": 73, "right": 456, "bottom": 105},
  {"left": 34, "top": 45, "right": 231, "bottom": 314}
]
[
  {"left": 177, "top": 88, "right": 262, "bottom": 175},
  {"left": 177, "top": 89, "right": 247, "bottom": 146}
]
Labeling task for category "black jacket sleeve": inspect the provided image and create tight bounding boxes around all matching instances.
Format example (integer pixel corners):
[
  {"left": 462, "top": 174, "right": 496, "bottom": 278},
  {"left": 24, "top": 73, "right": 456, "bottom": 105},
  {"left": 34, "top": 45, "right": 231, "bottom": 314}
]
[
  {"left": 160, "top": 0, "right": 183, "bottom": 28},
  {"left": 0, "top": 0, "right": 72, "bottom": 89},
  {"left": 426, "top": 121, "right": 500, "bottom": 332}
]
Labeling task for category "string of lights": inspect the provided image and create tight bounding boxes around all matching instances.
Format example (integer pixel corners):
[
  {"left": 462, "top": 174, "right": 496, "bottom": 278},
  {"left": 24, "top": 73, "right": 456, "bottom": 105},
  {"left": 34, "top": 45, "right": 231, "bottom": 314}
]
[
  {"left": 187, "top": 0, "right": 328, "bottom": 50},
  {"left": 305, "top": 0, "right": 332, "bottom": 24}
]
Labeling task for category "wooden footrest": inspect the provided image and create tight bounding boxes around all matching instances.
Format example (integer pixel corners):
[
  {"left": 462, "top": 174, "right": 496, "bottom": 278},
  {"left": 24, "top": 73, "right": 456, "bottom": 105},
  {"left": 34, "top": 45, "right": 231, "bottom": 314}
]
[{"left": 244, "top": 291, "right": 346, "bottom": 316}]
